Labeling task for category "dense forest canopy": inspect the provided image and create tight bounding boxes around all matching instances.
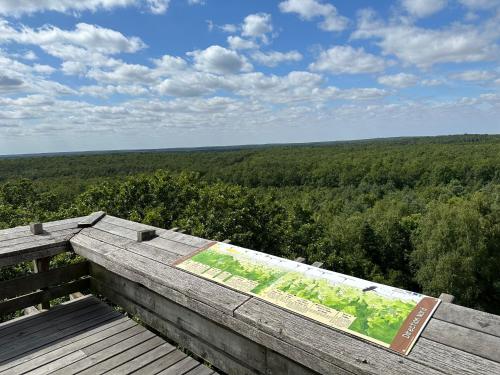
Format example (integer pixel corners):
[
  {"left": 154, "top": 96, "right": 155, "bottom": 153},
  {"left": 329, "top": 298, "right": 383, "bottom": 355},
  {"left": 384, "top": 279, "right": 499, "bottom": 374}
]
[{"left": 1, "top": 134, "right": 499, "bottom": 314}]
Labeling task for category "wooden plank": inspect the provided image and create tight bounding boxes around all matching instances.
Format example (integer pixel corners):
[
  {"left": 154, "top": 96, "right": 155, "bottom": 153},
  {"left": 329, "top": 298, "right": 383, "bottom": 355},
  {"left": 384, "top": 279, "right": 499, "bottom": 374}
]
[
  {"left": 160, "top": 231, "right": 212, "bottom": 248},
  {"left": 185, "top": 365, "right": 216, "bottom": 375},
  {"left": 0, "top": 296, "right": 102, "bottom": 345},
  {"left": 421, "top": 318, "right": 500, "bottom": 363},
  {"left": 94, "top": 221, "right": 153, "bottom": 241},
  {"left": 0, "top": 295, "right": 97, "bottom": 333},
  {"left": 79, "top": 336, "right": 166, "bottom": 374},
  {"left": 410, "top": 337, "right": 500, "bottom": 375},
  {"left": 0, "top": 318, "right": 134, "bottom": 374},
  {"left": 91, "top": 264, "right": 267, "bottom": 373},
  {"left": 104, "top": 343, "right": 177, "bottom": 374},
  {"left": 133, "top": 350, "right": 188, "bottom": 375},
  {"left": 26, "top": 350, "right": 88, "bottom": 375},
  {"left": 0, "top": 243, "right": 68, "bottom": 269},
  {"left": 81, "top": 325, "right": 146, "bottom": 356},
  {"left": 0, "top": 277, "right": 90, "bottom": 315},
  {"left": 0, "top": 227, "right": 80, "bottom": 250},
  {"left": 6, "top": 313, "right": 127, "bottom": 374},
  {"left": 89, "top": 262, "right": 351, "bottom": 374},
  {"left": 0, "top": 303, "right": 116, "bottom": 361},
  {"left": 101, "top": 215, "right": 169, "bottom": 235},
  {"left": 91, "top": 278, "right": 259, "bottom": 375},
  {"left": 0, "top": 262, "right": 89, "bottom": 300},
  {"left": 101, "top": 215, "right": 211, "bottom": 248},
  {"left": 0, "top": 312, "right": 121, "bottom": 367},
  {"left": 433, "top": 302, "right": 500, "bottom": 338},
  {"left": 294, "top": 257, "right": 305, "bottom": 263},
  {"left": 0, "top": 217, "right": 86, "bottom": 239},
  {"left": 72, "top": 233, "right": 249, "bottom": 315},
  {"left": 235, "top": 298, "right": 442, "bottom": 375},
  {"left": 157, "top": 356, "right": 200, "bottom": 375},
  {"left": 311, "top": 261, "right": 324, "bottom": 268},
  {"left": 78, "top": 211, "right": 106, "bottom": 228},
  {"left": 93, "top": 222, "right": 196, "bottom": 256},
  {"left": 82, "top": 227, "right": 182, "bottom": 265},
  {"left": 50, "top": 331, "right": 158, "bottom": 374}
]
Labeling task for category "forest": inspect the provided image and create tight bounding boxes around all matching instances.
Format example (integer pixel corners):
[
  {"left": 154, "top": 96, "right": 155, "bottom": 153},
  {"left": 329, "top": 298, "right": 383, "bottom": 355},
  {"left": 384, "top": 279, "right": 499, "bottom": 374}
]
[{"left": 1, "top": 134, "right": 499, "bottom": 314}]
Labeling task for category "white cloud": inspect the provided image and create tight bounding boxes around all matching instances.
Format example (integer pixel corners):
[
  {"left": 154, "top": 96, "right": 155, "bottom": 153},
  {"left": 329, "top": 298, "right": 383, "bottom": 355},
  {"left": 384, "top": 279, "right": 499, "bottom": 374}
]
[
  {"left": 220, "top": 24, "right": 238, "bottom": 33},
  {"left": 352, "top": 9, "right": 500, "bottom": 68},
  {"left": 450, "top": 69, "right": 497, "bottom": 81},
  {"left": 422, "top": 78, "right": 446, "bottom": 86},
  {"left": 188, "top": 45, "right": 253, "bottom": 74},
  {"left": 206, "top": 21, "right": 238, "bottom": 33},
  {"left": 0, "top": 21, "right": 146, "bottom": 54},
  {"left": 0, "top": 75, "right": 24, "bottom": 92},
  {"left": 309, "top": 46, "right": 387, "bottom": 74},
  {"left": 401, "top": 0, "right": 447, "bottom": 18},
  {"left": 251, "top": 50, "right": 303, "bottom": 67},
  {"left": 0, "top": 0, "right": 172, "bottom": 16},
  {"left": 152, "top": 55, "right": 188, "bottom": 73},
  {"left": 80, "top": 84, "right": 148, "bottom": 97},
  {"left": 242, "top": 13, "right": 273, "bottom": 41},
  {"left": 279, "top": 0, "right": 348, "bottom": 31},
  {"left": 33, "top": 64, "right": 56, "bottom": 75},
  {"left": 227, "top": 36, "right": 258, "bottom": 50},
  {"left": 146, "top": 0, "right": 169, "bottom": 14},
  {"left": 459, "top": 0, "right": 500, "bottom": 9},
  {"left": 187, "top": 0, "right": 205, "bottom": 5},
  {"left": 378, "top": 73, "right": 418, "bottom": 88}
]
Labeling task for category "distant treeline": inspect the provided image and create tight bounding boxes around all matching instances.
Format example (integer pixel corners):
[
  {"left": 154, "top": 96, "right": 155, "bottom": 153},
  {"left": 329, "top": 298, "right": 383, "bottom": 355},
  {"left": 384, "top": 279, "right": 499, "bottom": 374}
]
[{"left": 1, "top": 134, "right": 499, "bottom": 314}]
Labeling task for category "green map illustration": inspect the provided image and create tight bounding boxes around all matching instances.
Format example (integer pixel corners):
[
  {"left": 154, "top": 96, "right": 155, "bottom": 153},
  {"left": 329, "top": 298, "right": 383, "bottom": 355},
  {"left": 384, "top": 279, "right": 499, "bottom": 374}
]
[{"left": 176, "top": 242, "right": 439, "bottom": 351}]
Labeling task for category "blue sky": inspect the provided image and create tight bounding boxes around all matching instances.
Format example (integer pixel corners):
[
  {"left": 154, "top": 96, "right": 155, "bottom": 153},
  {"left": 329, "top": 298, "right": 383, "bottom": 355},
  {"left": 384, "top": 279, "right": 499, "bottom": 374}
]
[{"left": 0, "top": 0, "right": 499, "bottom": 155}]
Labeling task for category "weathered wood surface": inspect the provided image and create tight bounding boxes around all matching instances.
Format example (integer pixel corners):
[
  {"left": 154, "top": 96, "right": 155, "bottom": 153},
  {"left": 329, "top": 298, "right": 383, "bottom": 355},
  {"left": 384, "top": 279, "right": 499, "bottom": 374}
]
[
  {"left": 0, "top": 261, "right": 89, "bottom": 300},
  {"left": 0, "top": 295, "right": 216, "bottom": 375},
  {"left": 78, "top": 211, "right": 106, "bottom": 228},
  {"left": 91, "top": 267, "right": 319, "bottom": 375},
  {"left": 2, "top": 215, "right": 500, "bottom": 374},
  {"left": 71, "top": 228, "right": 249, "bottom": 315},
  {"left": 71, "top": 215, "right": 500, "bottom": 375},
  {"left": 0, "top": 277, "right": 90, "bottom": 315},
  {"left": 0, "top": 213, "right": 109, "bottom": 268}
]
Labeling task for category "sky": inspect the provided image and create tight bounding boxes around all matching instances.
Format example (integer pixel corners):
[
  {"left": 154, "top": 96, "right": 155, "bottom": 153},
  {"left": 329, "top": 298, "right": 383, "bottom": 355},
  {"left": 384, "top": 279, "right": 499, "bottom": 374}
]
[{"left": 0, "top": 0, "right": 499, "bottom": 155}]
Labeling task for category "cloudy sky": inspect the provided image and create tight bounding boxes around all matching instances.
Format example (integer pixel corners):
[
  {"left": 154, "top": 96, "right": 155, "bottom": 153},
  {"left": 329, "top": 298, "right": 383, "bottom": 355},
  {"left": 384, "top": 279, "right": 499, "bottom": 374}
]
[{"left": 0, "top": 0, "right": 499, "bottom": 155}]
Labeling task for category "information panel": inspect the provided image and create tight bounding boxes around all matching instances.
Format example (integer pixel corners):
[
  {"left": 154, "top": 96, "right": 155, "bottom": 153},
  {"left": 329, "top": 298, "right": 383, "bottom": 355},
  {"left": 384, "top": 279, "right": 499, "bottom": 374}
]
[{"left": 174, "top": 242, "right": 440, "bottom": 355}]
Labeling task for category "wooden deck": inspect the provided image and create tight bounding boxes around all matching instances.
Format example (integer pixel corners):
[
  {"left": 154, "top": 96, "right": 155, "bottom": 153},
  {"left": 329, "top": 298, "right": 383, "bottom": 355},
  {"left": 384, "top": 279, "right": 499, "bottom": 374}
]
[
  {"left": 1, "top": 213, "right": 500, "bottom": 374},
  {"left": 0, "top": 296, "right": 217, "bottom": 375}
]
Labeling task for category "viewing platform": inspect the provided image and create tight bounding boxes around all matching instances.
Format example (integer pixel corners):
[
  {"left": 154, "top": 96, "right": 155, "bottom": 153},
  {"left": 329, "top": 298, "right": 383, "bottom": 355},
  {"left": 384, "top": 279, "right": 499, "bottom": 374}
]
[{"left": 1, "top": 213, "right": 499, "bottom": 375}]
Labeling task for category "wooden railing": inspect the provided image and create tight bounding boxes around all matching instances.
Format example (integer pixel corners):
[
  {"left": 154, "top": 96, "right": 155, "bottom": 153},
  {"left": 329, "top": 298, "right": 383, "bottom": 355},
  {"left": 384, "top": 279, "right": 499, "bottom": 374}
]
[
  {"left": 0, "top": 214, "right": 104, "bottom": 320},
  {"left": 1, "top": 214, "right": 499, "bottom": 375}
]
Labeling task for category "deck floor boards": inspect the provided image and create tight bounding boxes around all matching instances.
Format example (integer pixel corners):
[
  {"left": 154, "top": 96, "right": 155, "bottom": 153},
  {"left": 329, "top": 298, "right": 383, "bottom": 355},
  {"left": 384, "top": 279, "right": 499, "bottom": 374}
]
[{"left": 0, "top": 295, "right": 217, "bottom": 375}]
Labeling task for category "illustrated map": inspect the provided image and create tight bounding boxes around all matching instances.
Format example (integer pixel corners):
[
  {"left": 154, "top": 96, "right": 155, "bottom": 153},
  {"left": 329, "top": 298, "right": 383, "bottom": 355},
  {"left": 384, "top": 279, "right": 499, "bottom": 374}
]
[{"left": 174, "top": 242, "right": 440, "bottom": 355}]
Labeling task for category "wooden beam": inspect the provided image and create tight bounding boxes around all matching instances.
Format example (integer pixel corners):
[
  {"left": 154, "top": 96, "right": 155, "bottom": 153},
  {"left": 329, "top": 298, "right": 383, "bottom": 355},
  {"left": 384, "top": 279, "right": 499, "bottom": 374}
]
[
  {"left": 0, "top": 262, "right": 89, "bottom": 300},
  {"left": 78, "top": 211, "right": 106, "bottom": 228},
  {"left": 294, "top": 257, "right": 306, "bottom": 263},
  {"left": 0, "top": 277, "right": 90, "bottom": 316},
  {"left": 311, "top": 262, "right": 324, "bottom": 268}
]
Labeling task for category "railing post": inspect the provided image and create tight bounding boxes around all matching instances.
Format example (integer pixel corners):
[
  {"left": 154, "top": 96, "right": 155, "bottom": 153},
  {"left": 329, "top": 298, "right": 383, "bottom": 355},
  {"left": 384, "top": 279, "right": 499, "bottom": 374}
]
[{"left": 33, "top": 257, "right": 51, "bottom": 310}]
